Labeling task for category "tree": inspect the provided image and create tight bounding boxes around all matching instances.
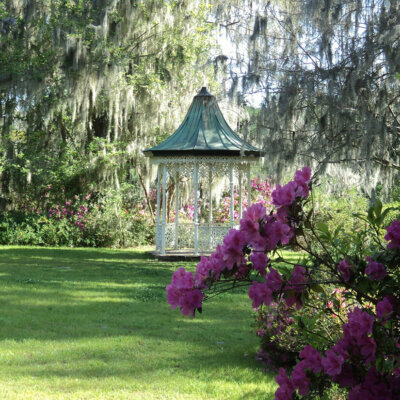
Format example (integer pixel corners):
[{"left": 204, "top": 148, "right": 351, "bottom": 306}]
[
  {"left": 213, "top": 0, "right": 400, "bottom": 192},
  {"left": 0, "top": 0, "right": 216, "bottom": 206}
]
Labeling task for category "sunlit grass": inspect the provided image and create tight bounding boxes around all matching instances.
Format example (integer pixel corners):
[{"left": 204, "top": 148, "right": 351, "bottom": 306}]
[{"left": 0, "top": 246, "right": 291, "bottom": 399}]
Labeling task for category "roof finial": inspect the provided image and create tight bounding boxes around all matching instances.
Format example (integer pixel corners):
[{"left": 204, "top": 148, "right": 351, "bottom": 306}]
[{"left": 197, "top": 87, "right": 211, "bottom": 96}]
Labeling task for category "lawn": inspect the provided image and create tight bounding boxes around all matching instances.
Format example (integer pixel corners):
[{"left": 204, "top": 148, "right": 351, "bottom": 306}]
[{"left": 0, "top": 246, "right": 281, "bottom": 400}]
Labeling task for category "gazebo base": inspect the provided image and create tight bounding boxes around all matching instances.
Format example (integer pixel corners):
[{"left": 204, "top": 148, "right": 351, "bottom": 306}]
[{"left": 148, "top": 249, "right": 211, "bottom": 262}]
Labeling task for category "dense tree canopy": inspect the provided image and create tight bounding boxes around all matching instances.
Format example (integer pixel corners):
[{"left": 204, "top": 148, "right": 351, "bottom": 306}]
[{"left": 0, "top": 0, "right": 216, "bottom": 206}]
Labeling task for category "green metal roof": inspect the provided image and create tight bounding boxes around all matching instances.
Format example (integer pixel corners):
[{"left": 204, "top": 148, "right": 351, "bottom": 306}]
[{"left": 143, "top": 87, "right": 265, "bottom": 157}]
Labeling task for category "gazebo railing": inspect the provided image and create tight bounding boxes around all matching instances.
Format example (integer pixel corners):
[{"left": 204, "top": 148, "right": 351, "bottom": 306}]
[{"left": 160, "top": 223, "right": 235, "bottom": 253}]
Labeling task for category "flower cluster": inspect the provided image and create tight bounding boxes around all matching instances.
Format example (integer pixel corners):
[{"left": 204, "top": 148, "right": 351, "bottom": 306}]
[
  {"left": 166, "top": 268, "right": 204, "bottom": 316},
  {"left": 48, "top": 197, "right": 91, "bottom": 229},
  {"left": 167, "top": 167, "right": 311, "bottom": 318},
  {"left": 385, "top": 220, "right": 400, "bottom": 250},
  {"left": 167, "top": 166, "right": 400, "bottom": 399}
]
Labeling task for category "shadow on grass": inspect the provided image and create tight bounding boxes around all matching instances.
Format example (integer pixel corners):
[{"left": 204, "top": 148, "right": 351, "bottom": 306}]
[
  {"left": 0, "top": 246, "right": 253, "bottom": 341},
  {"left": 0, "top": 247, "right": 277, "bottom": 399}
]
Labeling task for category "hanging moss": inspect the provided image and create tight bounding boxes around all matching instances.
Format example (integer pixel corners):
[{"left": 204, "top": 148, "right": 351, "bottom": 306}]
[
  {"left": 0, "top": 0, "right": 218, "bottom": 204},
  {"left": 212, "top": 0, "right": 400, "bottom": 195}
]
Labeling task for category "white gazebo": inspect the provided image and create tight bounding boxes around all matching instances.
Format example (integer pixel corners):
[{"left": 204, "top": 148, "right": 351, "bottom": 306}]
[{"left": 143, "top": 87, "right": 265, "bottom": 257}]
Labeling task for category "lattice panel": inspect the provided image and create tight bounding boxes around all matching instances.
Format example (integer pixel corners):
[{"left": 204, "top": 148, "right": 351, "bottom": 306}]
[{"left": 162, "top": 223, "right": 234, "bottom": 252}]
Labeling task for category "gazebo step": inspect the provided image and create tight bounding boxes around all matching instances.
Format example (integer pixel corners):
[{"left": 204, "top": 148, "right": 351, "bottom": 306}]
[{"left": 147, "top": 249, "right": 211, "bottom": 262}]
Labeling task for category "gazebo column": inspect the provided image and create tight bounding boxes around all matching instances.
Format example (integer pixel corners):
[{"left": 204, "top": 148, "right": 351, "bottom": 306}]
[
  {"left": 174, "top": 172, "right": 179, "bottom": 250},
  {"left": 208, "top": 169, "right": 213, "bottom": 250},
  {"left": 247, "top": 163, "right": 251, "bottom": 210},
  {"left": 161, "top": 164, "right": 167, "bottom": 255},
  {"left": 230, "top": 166, "right": 234, "bottom": 229},
  {"left": 239, "top": 169, "right": 243, "bottom": 220},
  {"left": 193, "top": 163, "right": 199, "bottom": 255},
  {"left": 155, "top": 166, "right": 161, "bottom": 252}
]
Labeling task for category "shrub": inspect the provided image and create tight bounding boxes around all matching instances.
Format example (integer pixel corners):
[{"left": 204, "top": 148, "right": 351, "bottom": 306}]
[{"left": 166, "top": 167, "right": 400, "bottom": 399}]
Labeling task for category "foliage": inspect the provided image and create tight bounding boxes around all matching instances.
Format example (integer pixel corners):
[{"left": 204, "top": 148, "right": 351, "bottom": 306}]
[
  {"left": 213, "top": 177, "right": 272, "bottom": 223},
  {"left": 312, "top": 182, "right": 369, "bottom": 242},
  {"left": 167, "top": 167, "right": 400, "bottom": 399}
]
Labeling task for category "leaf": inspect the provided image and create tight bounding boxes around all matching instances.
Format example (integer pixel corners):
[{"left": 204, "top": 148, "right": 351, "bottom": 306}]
[
  {"left": 310, "top": 284, "right": 324, "bottom": 294},
  {"left": 316, "top": 222, "right": 331, "bottom": 241}
]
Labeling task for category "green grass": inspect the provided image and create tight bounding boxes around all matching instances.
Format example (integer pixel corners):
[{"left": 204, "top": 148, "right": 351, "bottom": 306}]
[{"left": 0, "top": 246, "right": 280, "bottom": 399}]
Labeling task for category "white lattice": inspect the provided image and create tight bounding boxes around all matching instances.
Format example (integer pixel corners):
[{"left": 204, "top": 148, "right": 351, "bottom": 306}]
[
  {"left": 161, "top": 223, "right": 236, "bottom": 252},
  {"left": 150, "top": 156, "right": 258, "bottom": 179},
  {"left": 153, "top": 155, "right": 256, "bottom": 255}
]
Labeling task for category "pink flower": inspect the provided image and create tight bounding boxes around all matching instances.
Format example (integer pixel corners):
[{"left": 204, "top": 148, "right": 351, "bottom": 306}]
[
  {"left": 294, "top": 166, "right": 311, "bottom": 185},
  {"left": 263, "top": 219, "right": 293, "bottom": 251},
  {"left": 250, "top": 252, "right": 268, "bottom": 276},
  {"left": 242, "top": 202, "right": 267, "bottom": 223},
  {"left": 179, "top": 289, "right": 204, "bottom": 317},
  {"left": 365, "top": 256, "right": 387, "bottom": 280},
  {"left": 272, "top": 181, "right": 297, "bottom": 207},
  {"left": 384, "top": 220, "right": 400, "bottom": 249},
  {"left": 337, "top": 258, "right": 354, "bottom": 282},
  {"left": 294, "top": 167, "right": 311, "bottom": 198},
  {"left": 322, "top": 349, "right": 344, "bottom": 376},
  {"left": 166, "top": 284, "right": 180, "bottom": 309},
  {"left": 194, "top": 257, "right": 212, "bottom": 288},
  {"left": 376, "top": 297, "right": 393, "bottom": 321},
  {"left": 171, "top": 268, "right": 194, "bottom": 290},
  {"left": 222, "top": 229, "right": 246, "bottom": 269}
]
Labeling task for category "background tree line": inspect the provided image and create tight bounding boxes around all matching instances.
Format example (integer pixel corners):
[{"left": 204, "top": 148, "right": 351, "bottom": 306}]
[{"left": 0, "top": 0, "right": 399, "bottom": 246}]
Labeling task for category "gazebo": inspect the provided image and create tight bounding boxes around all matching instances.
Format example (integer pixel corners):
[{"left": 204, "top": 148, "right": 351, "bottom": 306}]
[{"left": 143, "top": 87, "right": 265, "bottom": 257}]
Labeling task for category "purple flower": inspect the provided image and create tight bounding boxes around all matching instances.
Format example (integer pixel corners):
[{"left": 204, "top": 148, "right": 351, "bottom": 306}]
[
  {"left": 287, "top": 265, "right": 306, "bottom": 293},
  {"left": 299, "top": 345, "right": 323, "bottom": 373},
  {"left": 365, "top": 256, "right": 387, "bottom": 280},
  {"left": 322, "top": 349, "right": 344, "bottom": 376},
  {"left": 249, "top": 281, "right": 273, "bottom": 309},
  {"left": 291, "top": 361, "right": 310, "bottom": 395},
  {"left": 266, "top": 268, "right": 283, "bottom": 292},
  {"left": 333, "top": 363, "right": 355, "bottom": 387},
  {"left": 376, "top": 296, "right": 393, "bottom": 321},
  {"left": 358, "top": 336, "right": 376, "bottom": 364},
  {"left": 249, "top": 252, "right": 268, "bottom": 276},
  {"left": 345, "top": 307, "right": 375, "bottom": 339},
  {"left": 337, "top": 258, "right": 354, "bottom": 282},
  {"left": 384, "top": 220, "right": 400, "bottom": 249},
  {"left": 274, "top": 368, "right": 295, "bottom": 400}
]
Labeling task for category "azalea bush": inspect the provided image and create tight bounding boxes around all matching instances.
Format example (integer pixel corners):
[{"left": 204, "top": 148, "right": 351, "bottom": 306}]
[
  {"left": 166, "top": 167, "right": 400, "bottom": 399},
  {"left": 0, "top": 184, "right": 155, "bottom": 247}
]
